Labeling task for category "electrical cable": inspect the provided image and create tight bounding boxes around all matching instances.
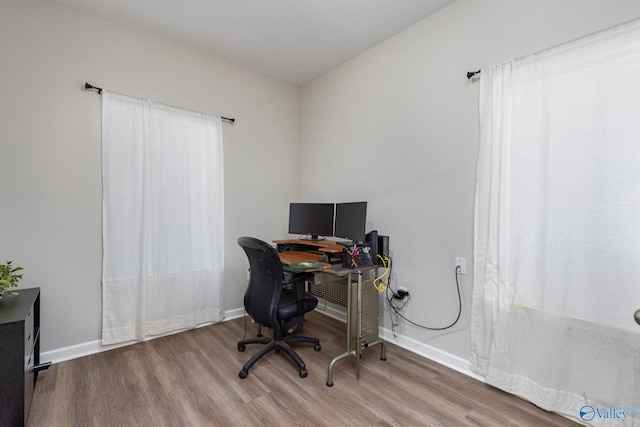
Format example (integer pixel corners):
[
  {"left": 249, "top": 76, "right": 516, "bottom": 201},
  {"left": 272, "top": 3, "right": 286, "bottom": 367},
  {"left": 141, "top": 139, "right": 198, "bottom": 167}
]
[
  {"left": 242, "top": 309, "right": 248, "bottom": 340},
  {"left": 387, "top": 265, "right": 463, "bottom": 331},
  {"left": 385, "top": 284, "right": 405, "bottom": 337},
  {"left": 373, "top": 254, "right": 391, "bottom": 292}
]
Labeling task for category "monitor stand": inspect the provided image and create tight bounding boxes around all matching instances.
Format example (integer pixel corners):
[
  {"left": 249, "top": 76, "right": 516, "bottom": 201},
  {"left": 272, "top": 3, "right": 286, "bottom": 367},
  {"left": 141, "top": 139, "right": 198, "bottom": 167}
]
[{"left": 300, "top": 234, "right": 326, "bottom": 241}]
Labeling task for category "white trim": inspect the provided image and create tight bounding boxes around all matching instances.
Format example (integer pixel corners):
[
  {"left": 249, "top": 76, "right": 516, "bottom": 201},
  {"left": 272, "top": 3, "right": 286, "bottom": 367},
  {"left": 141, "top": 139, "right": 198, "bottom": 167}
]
[
  {"left": 378, "top": 326, "right": 485, "bottom": 382},
  {"left": 42, "top": 338, "right": 128, "bottom": 364},
  {"left": 223, "top": 307, "right": 246, "bottom": 320},
  {"left": 42, "top": 309, "right": 245, "bottom": 364},
  {"left": 311, "top": 304, "right": 347, "bottom": 323},
  {"left": 314, "top": 304, "right": 483, "bottom": 382},
  {"left": 41, "top": 307, "right": 485, "bottom": 386}
]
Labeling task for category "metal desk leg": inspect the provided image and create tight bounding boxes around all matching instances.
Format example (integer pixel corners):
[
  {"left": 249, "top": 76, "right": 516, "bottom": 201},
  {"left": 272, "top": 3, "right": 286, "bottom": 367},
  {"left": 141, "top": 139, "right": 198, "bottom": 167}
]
[
  {"left": 325, "top": 266, "right": 387, "bottom": 387},
  {"left": 355, "top": 270, "right": 362, "bottom": 380},
  {"left": 327, "top": 272, "right": 357, "bottom": 387},
  {"left": 326, "top": 351, "right": 352, "bottom": 387}
]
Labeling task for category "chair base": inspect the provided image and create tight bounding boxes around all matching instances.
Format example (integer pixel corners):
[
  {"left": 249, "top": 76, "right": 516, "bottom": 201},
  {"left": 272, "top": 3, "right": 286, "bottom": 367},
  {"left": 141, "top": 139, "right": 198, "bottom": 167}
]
[{"left": 237, "top": 335, "right": 321, "bottom": 379}]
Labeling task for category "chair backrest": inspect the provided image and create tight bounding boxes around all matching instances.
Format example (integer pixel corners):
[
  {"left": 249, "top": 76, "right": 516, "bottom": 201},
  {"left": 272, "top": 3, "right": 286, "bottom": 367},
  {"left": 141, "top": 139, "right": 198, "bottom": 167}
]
[{"left": 237, "top": 236, "right": 284, "bottom": 328}]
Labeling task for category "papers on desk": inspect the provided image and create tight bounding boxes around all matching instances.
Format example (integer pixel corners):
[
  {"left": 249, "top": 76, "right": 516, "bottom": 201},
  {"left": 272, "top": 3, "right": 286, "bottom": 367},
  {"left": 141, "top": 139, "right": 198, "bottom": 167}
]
[{"left": 284, "top": 261, "right": 327, "bottom": 273}]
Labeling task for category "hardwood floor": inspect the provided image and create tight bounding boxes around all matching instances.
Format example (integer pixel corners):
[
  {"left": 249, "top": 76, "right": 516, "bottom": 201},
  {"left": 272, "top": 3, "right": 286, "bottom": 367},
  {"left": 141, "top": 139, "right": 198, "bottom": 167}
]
[{"left": 28, "top": 312, "right": 579, "bottom": 426}]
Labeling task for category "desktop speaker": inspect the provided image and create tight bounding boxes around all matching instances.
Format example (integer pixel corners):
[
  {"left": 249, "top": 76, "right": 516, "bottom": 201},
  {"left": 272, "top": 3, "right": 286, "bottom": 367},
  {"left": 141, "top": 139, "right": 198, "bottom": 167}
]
[{"left": 366, "top": 230, "right": 379, "bottom": 264}]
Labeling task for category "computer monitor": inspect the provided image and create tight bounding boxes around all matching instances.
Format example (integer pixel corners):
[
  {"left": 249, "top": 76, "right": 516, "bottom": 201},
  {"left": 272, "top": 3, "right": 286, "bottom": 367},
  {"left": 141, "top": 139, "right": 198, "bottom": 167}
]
[
  {"left": 334, "top": 202, "right": 367, "bottom": 244},
  {"left": 288, "top": 203, "right": 335, "bottom": 240}
]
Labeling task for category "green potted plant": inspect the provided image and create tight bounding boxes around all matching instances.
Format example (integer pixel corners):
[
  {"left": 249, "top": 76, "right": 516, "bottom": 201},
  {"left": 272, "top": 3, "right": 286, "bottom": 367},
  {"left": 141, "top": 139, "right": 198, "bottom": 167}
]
[{"left": 0, "top": 261, "right": 22, "bottom": 300}]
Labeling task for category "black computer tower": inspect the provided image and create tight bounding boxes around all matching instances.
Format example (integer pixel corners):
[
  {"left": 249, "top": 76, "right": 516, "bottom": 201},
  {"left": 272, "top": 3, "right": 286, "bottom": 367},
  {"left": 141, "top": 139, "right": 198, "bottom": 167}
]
[
  {"left": 378, "top": 235, "right": 389, "bottom": 260},
  {"left": 365, "top": 230, "right": 379, "bottom": 264}
]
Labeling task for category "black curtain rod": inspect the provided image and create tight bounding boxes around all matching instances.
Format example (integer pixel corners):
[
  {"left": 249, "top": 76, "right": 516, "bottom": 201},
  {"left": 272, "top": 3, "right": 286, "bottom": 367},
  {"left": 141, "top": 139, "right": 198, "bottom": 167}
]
[
  {"left": 83, "top": 83, "right": 235, "bottom": 124},
  {"left": 467, "top": 70, "right": 481, "bottom": 79},
  {"left": 85, "top": 82, "right": 103, "bottom": 94}
]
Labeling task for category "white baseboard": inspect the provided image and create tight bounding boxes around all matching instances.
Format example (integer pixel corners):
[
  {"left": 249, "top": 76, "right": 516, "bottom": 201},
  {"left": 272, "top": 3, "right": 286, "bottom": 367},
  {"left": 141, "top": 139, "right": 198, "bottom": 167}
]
[
  {"left": 314, "top": 305, "right": 483, "bottom": 382},
  {"left": 41, "top": 306, "right": 485, "bottom": 386},
  {"left": 223, "top": 307, "right": 246, "bottom": 320},
  {"left": 311, "top": 304, "right": 347, "bottom": 323},
  {"left": 378, "top": 327, "right": 485, "bottom": 382},
  {"left": 42, "top": 308, "right": 247, "bottom": 364},
  {"left": 42, "top": 338, "right": 127, "bottom": 364}
]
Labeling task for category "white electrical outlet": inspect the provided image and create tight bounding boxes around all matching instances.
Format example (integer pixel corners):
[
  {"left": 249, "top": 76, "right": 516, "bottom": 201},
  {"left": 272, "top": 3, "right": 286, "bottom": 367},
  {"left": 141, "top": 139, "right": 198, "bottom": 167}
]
[{"left": 455, "top": 257, "right": 466, "bottom": 275}]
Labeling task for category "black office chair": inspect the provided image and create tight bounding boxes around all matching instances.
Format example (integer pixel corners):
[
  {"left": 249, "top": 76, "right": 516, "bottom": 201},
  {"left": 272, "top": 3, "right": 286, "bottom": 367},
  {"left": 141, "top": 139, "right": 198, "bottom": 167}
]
[{"left": 237, "top": 236, "right": 321, "bottom": 379}]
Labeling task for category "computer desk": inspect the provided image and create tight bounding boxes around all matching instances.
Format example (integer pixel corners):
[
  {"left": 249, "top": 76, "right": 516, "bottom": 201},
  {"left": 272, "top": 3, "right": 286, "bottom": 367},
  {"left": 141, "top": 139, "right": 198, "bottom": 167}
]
[{"left": 274, "top": 239, "right": 387, "bottom": 387}]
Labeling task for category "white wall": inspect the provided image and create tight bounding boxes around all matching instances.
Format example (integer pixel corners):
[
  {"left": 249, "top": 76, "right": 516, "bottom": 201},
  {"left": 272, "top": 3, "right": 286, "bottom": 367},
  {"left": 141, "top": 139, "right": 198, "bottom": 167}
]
[
  {"left": 300, "top": 0, "right": 640, "bottom": 359},
  {"left": 4, "top": 0, "right": 640, "bottom": 366},
  {"left": 0, "top": 0, "right": 300, "bottom": 352}
]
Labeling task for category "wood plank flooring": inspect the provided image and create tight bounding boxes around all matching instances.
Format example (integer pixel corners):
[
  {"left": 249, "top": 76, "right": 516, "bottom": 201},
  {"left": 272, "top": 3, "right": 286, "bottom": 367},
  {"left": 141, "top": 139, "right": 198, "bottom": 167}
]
[{"left": 27, "top": 311, "right": 579, "bottom": 426}]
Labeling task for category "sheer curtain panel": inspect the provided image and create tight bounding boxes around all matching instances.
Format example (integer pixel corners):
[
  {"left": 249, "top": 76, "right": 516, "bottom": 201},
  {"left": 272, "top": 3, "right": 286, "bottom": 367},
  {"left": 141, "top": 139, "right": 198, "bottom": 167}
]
[
  {"left": 101, "top": 91, "right": 224, "bottom": 345},
  {"left": 471, "top": 19, "right": 640, "bottom": 425}
]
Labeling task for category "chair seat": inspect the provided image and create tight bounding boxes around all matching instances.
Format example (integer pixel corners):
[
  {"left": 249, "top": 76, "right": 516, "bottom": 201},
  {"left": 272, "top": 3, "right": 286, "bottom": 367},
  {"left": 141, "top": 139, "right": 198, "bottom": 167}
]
[{"left": 278, "top": 289, "right": 318, "bottom": 320}]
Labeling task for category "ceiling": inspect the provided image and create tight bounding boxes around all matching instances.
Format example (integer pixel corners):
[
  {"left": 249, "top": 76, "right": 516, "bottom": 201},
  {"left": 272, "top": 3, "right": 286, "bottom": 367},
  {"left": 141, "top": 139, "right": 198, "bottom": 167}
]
[{"left": 52, "top": 0, "right": 456, "bottom": 85}]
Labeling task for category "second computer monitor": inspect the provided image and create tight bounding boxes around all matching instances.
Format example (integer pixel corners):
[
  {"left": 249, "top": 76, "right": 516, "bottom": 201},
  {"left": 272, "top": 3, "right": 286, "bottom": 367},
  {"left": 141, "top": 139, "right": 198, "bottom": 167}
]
[{"left": 334, "top": 202, "right": 367, "bottom": 244}]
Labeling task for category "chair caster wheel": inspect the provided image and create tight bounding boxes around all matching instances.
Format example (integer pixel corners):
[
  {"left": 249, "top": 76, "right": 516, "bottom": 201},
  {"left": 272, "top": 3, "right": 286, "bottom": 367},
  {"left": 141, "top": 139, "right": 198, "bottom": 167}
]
[
  {"left": 326, "top": 382, "right": 333, "bottom": 387},
  {"left": 299, "top": 369, "right": 308, "bottom": 378},
  {"left": 238, "top": 344, "right": 246, "bottom": 352},
  {"left": 314, "top": 343, "right": 321, "bottom": 351},
  {"left": 239, "top": 370, "right": 248, "bottom": 379}
]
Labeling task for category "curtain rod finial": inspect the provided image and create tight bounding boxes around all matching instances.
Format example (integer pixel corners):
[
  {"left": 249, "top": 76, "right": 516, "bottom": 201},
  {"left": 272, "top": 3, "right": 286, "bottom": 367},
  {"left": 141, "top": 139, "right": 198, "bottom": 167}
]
[
  {"left": 84, "top": 82, "right": 102, "bottom": 94},
  {"left": 467, "top": 70, "right": 481, "bottom": 79}
]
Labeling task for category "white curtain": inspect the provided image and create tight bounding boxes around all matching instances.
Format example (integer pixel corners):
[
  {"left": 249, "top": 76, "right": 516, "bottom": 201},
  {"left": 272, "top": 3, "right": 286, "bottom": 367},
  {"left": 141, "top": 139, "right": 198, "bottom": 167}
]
[
  {"left": 471, "top": 19, "right": 640, "bottom": 425},
  {"left": 101, "top": 91, "right": 225, "bottom": 345}
]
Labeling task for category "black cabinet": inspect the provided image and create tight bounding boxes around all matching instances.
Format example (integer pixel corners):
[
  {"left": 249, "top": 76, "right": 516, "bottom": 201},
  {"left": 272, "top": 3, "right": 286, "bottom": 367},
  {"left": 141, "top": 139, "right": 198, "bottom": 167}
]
[{"left": 0, "top": 288, "right": 43, "bottom": 426}]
